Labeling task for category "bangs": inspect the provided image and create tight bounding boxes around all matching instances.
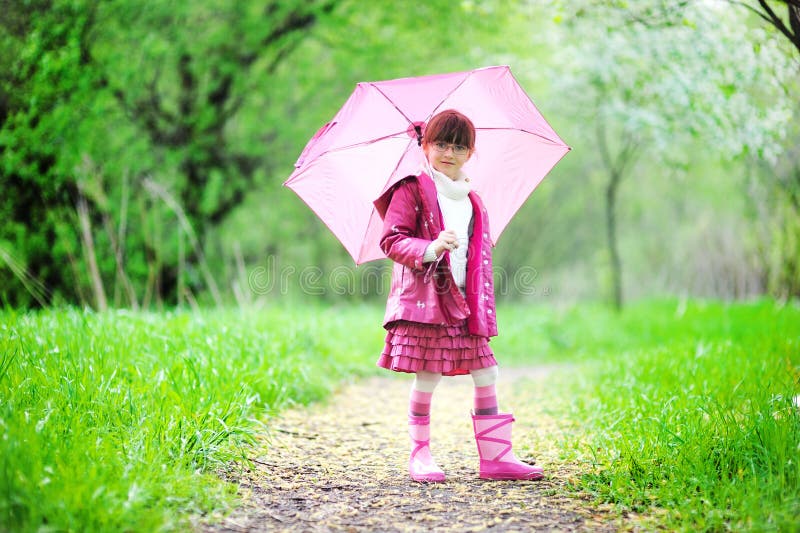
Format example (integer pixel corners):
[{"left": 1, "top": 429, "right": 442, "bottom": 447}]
[{"left": 424, "top": 110, "right": 476, "bottom": 148}]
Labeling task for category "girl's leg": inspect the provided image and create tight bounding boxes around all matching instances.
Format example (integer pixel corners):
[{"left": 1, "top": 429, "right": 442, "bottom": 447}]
[
  {"left": 408, "top": 370, "right": 444, "bottom": 482},
  {"left": 470, "top": 365, "right": 499, "bottom": 415},
  {"left": 409, "top": 370, "right": 442, "bottom": 416}
]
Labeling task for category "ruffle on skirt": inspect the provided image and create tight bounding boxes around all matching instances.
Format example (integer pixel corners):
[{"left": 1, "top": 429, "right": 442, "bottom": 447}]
[{"left": 377, "top": 320, "right": 497, "bottom": 376}]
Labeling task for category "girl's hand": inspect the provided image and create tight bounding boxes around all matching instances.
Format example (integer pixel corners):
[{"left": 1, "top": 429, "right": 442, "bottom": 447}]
[{"left": 431, "top": 229, "right": 459, "bottom": 257}]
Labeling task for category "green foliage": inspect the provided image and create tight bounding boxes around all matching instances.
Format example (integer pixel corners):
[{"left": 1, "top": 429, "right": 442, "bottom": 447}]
[
  {"left": 0, "top": 0, "right": 94, "bottom": 306},
  {"left": 1, "top": 299, "right": 798, "bottom": 530},
  {"left": 1, "top": 0, "right": 798, "bottom": 309},
  {"left": 0, "top": 304, "right": 382, "bottom": 531},
  {"left": 581, "top": 346, "right": 799, "bottom": 530},
  {"left": 0, "top": 0, "right": 343, "bottom": 307},
  {"left": 544, "top": 0, "right": 797, "bottom": 307},
  {"left": 504, "top": 298, "right": 800, "bottom": 530}
]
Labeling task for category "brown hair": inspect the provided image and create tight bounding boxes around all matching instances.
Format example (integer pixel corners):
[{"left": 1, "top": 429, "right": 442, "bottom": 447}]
[{"left": 422, "top": 109, "right": 476, "bottom": 150}]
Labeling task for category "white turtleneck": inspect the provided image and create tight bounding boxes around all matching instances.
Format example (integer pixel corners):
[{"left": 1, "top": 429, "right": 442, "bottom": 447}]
[{"left": 422, "top": 168, "right": 473, "bottom": 292}]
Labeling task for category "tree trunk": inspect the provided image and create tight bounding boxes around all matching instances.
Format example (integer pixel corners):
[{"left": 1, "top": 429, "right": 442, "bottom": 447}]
[
  {"left": 605, "top": 172, "right": 624, "bottom": 311},
  {"left": 596, "top": 116, "right": 638, "bottom": 311},
  {"left": 77, "top": 194, "right": 108, "bottom": 311}
]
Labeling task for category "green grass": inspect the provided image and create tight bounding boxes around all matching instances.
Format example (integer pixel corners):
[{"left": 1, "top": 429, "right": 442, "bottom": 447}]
[
  {"left": 2, "top": 298, "right": 798, "bottom": 531},
  {"left": 0, "top": 304, "right": 383, "bottom": 532},
  {"left": 494, "top": 298, "right": 800, "bottom": 363},
  {"left": 503, "top": 298, "right": 800, "bottom": 531}
]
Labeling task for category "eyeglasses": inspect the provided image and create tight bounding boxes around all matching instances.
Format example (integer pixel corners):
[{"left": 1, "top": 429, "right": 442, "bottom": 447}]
[{"left": 431, "top": 141, "right": 469, "bottom": 156}]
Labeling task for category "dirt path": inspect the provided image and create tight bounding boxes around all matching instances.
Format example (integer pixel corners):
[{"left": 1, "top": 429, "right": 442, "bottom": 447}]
[{"left": 199, "top": 367, "right": 634, "bottom": 532}]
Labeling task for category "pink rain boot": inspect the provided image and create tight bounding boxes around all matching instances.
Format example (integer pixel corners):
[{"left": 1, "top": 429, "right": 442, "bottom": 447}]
[
  {"left": 471, "top": 412, "right": 544, "bottom": 480},
  {"left": 408, "top": 415, "right": 445, "bottom": 483}
]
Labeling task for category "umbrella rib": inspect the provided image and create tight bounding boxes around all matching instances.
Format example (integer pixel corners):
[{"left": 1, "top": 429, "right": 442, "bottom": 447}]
[
  {"left": 477, "top": 127, "right": 567, "bottom": 146},
  {"left": 368, "top": 83, "right": 416, "bottom": 126},
  {"left": 356, "top": 135, "right": 419, "bottom": 263},
  {"left": 504, "top": 68, "right": 569, "bottom": 147},
  {"left": 301, "top": 132, "right": 409, "bottom": 164},
  {"left": 428, "top": 70, "right": 474, "bottom": 120},
  {"left": 367, "top": 69, "right": 474, "bottom": 129}
]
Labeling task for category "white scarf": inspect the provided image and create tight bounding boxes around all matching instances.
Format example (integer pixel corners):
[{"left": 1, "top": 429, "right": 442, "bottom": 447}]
[{"left": 429, "top": 167, "right": 471, "bottom": 200}]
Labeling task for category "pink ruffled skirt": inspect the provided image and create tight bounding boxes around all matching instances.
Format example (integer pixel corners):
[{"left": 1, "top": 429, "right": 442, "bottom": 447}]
[{"left": 376, "top": 320, "right": 497, "bottom": 376}]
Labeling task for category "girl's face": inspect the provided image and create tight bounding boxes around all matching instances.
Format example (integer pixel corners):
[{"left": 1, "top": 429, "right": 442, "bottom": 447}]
[{"left": 424, "top": 141, "right": 472, "bottom": 180}]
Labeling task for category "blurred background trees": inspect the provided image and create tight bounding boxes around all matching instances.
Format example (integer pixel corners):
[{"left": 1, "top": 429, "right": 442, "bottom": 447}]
[
  {"left": 1, "top": 0, "right": 797, "bottom": 309},
  {"left": 547, "top": 1, "right": 794, "bottom": 308}
]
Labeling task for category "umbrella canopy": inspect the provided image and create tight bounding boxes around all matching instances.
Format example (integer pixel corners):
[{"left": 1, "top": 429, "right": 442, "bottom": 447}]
[{"left": 284, "top": 65, "right": 570, "bottom": 264}]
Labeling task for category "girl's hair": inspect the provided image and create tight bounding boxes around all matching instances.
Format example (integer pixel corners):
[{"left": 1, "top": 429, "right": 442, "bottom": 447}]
[{"left": 422, "top": 109, "right": 476, "bottom": 149}]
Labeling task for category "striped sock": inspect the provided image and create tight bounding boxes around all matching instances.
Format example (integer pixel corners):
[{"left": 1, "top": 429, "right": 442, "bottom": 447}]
[
  {"left": 410, "top": 389, "right": 433, "bottom": 417},
  {"left": 409, "top": 371, "right": 441, "bottom": 417},
  {"left": 474, "top": 384, "right": 498, "bottom": 415}
]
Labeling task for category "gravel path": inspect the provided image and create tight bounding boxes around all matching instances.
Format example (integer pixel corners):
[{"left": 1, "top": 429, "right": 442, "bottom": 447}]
[{"left": 199, "top": 367, "right": 635, "bottom": 532}]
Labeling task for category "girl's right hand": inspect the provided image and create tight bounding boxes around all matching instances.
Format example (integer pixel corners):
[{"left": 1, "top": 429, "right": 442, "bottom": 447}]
[{"left": 431, "top": 229, "right": 459, "bottom": 257}]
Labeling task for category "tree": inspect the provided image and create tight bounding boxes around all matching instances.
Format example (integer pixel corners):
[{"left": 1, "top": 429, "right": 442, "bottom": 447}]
[
  {"left": 105, "top": 1, "right": 337, "bottom": 235},
  {"left": 583, "top": 0, "right": 799, "bottom": 55},
  {"left": 0, "top": 0, "right": 101, "bottom": 307},
  {"left": 614, "top": 0, "right": 800, "bottom": 298},
  {"left": 547, "top": 1, "right": 794, "bottom": 308},
  {"left": 727, "top": 1, "right": 800, "bottom": 54},
  {"left": 0, "top": 0, "right": 339, "bottom": 307}
]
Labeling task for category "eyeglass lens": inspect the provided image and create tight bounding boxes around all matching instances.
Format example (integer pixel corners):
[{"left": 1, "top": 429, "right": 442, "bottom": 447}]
[{"left": 434, "top": 142, "right": 467, "bottom": 155}]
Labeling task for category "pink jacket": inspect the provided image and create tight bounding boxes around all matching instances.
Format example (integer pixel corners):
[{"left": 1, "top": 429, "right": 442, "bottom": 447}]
[{"left": 374, "top": 172, "right": 498, "bottom": 338}]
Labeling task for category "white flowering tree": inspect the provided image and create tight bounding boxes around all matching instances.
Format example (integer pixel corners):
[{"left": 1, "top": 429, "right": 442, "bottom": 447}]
[
  {"left": 620, "top": 0, "right": 800, "bottom": 298},
  {"left": 546, "top": 0, "right": 795, "bottom": 308}
]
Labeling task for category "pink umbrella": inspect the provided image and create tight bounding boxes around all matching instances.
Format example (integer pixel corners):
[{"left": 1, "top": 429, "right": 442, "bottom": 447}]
[{"left": 284, "top": 65, "right": 570, "bottom": 264}]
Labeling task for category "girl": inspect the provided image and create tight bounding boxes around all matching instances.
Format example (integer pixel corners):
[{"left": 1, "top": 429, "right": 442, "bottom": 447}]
[{"left": 374, "top": 109, "right": 544, "bottom": 483}]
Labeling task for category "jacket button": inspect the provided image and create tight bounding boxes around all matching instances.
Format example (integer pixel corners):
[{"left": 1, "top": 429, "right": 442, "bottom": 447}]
[
  {"left": 483, "top": 259, "right": 488, "bottom": 265},
  {"left": 487, "top": 309, "right": 493, "bottom": 314}
]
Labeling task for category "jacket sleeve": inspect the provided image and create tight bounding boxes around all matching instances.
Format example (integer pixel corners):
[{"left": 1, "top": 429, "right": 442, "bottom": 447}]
[{"left": 379, "top": 180, "right": 433, "bottom": 272}]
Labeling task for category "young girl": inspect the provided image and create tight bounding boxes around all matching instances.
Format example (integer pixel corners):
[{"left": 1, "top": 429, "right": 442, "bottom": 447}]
[{"left": 374, "top": 109, "right": 544, "bottom": 483}]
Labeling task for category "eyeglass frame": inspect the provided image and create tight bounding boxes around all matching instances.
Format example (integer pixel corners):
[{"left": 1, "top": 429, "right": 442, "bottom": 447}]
[{"left": 429, "top": 141, "right": 470, "bottom": 156}]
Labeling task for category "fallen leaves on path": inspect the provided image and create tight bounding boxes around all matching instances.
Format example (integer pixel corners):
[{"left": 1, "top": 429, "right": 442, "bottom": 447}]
[{"left": 198, "top": 367, "right": 633, "bottom": 532}]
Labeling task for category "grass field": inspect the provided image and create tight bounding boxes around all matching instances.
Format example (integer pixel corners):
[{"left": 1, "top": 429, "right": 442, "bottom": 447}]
[
  {"left": 0, "top": 305, "right": 383, "bottom": 531},
  {"left": 1, "top": 299, "right": 798, "bottom": 531},
  {"left": 505, "top": 299, "right": 800, "bottom": 531}
]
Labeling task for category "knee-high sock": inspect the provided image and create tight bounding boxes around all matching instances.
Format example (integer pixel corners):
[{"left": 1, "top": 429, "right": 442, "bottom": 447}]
[
  {"left": 471, "top": 366, "right": 499, "bottom": 415},
  {"left": 409, "top": 370, "right": 442, "bottom": 416}
]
